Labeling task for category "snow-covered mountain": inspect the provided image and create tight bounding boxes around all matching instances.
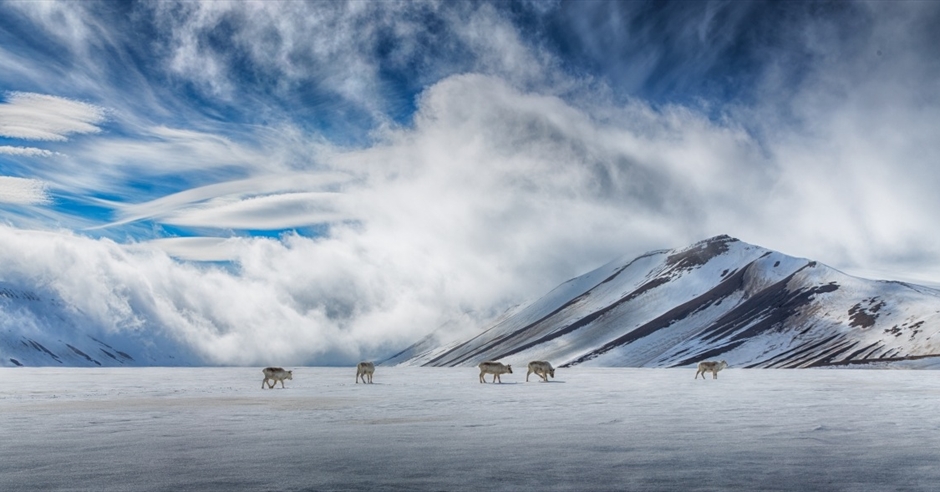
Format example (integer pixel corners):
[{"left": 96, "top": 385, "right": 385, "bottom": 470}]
[
  {"left": 385, "top": 235, "right": 940, "bottom": 369},
  {"left": 0, "top": 282, "right": 195, "bottom": 367}
]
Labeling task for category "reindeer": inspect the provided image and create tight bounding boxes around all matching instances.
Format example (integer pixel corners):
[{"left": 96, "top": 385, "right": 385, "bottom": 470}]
[
  {"left": 526, "top": 361, "right": 555, "bottom": 382},
  {"left": 695, "top": 360, "right": 728, "bottom": 380},
  {"left": 478, "top": 361, "right": 512, "bottom": 383},
  {"left": 356, "top": 362, "right": 375, "bottom": 384},
  {"left": 262, "top": 367, "right": 293, "bottom": 389}
]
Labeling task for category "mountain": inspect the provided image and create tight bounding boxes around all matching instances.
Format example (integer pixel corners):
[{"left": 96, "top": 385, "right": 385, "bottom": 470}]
[
  {"left": 384, "top": 235, "right": 940, "bottom": 369},
  {"left": 0, "top": 282, "right": 195, "bottom": 367}
]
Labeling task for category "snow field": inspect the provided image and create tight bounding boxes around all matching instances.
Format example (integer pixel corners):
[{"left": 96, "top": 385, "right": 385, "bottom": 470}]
[{"left": 2, "top": 367, "right": 940, "bottom": 491}]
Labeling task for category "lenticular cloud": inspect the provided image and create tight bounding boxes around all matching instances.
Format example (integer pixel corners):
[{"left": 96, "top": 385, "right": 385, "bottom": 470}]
[
  {"left": 0, "top": 145, "right": 55, "bottom": 157},
  {"left": 0, "top": 176, "right": 50, "bottom": 205},
  {"left": 0, "top": 92, "right": 106, "bottom": 141}
]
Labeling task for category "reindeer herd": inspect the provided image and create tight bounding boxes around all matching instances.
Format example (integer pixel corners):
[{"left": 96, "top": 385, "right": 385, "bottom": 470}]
[{"left": 261, "top": 359, "right": 728, "bottom": 389}]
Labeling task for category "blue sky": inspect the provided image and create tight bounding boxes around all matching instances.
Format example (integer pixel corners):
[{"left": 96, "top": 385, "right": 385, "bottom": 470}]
[{"left": 1, "top": 1, "right": 939, "bottom": 365}]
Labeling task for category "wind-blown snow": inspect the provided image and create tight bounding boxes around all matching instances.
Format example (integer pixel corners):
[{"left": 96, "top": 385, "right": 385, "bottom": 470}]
[{"left": 2, "top": 367, "right": 940, "bottom": 491}]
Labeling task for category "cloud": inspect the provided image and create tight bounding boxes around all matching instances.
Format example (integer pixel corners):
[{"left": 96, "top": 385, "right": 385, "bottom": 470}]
[
  {"left": 3, "top": 2, "right": 105, "bottom": 53},
  {"left": 73, "top": 125, "right": 272, "bottom": 175},
  {"left": 143, "top": 1, "right": 563, "bottom": 129},
  {"left": 0, "top": 146, "right": 56, "bottom": 157},
  {"left": 158, "top": 192, "right": 350, "bottom": 230},
  {"left": 0, "top": 176, "right": 50, "bottom": 205},
  {"left": 731, "top": 1, "right": 940, "bottom": 276},
  {"left": 0, "top": 92, "right": 106, "bottom": 141},
  {"left": 92, "top": 172, "right": 353, "bottom": 230},
  {"left": 147, "top": 237, "right": 244, "bottom": 262},
  {"left": 0, "top": 225, "right": 446, "bottom": 365}
]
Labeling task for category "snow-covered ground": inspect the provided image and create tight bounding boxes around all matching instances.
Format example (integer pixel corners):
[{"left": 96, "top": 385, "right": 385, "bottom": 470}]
[{"left": 2, "top": 367, "right": 940, "bottom": 491}]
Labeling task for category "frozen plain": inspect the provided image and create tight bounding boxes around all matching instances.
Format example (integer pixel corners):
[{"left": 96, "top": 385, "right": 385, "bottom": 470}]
[{"left": 2, "top": 367, "right": 940, "bottom": 491}]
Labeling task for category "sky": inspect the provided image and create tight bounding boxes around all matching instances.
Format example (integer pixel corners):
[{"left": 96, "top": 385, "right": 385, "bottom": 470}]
[{"left": 1, "top": 1, "right": 939, "bottom": 365}]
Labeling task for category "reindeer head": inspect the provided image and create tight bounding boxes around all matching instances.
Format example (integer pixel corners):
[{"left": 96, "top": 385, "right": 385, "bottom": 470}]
[
  {"left": 548, "top": 367, "right": 555, "bottom": 378},
  {"left": 506, "top": 365, "right": 513, "bottom": 374},
  {"left": 286, "top": 370, "right": 294, "bottom": 380}
]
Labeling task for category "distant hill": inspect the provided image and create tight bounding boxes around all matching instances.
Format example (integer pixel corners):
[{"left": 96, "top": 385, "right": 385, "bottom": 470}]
[
  {"left": 0, "top": 282, "right": 195, "bottom": 367},
  {"left": 385, "top": 235, "right": 940, "bottom": 369}
]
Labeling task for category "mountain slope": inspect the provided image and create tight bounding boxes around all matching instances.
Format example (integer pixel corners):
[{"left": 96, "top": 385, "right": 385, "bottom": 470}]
[
  {"left": 1, "top": 282, "right": 195, "bottom": 367},
  {"left": 386, "top": 235, "right": 940, "bottom": 369}
]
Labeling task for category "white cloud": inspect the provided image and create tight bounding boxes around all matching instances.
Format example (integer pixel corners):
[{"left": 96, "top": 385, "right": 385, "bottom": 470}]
[
  {"left": 730, "top": 2, "right": 940, "bottom": 277},
  {"left": 147, "top": 1, "right": 563, "bottom": 121},
  {"left": 19, "top": 125, "right": 325, "bottom": 218},
  {"left": 147, "top": 237, "right": 244, "bottom": 262},
  {"left": 0, "top": 146, "right": 56, "bottom": 157},
  {"left": 0, "top": 92, "right": 106, "bottom": 141},
  {"left": 78, "top": 125, "right": 260, "bottom": 170},
  {"left": 161, "top": 192, "right": 351, "bottom": 230},
  {"left": 0, "top": 225, "right": 447, "bottom": 365},
  {"left": 0, "top": 176, "right": 50, "bottom": 205},
  {"left": 4, "top": 2, "right": 103, "bottom": 53},
  {"left": 93, "top": 172, "right": 353, "bottom": 230}
]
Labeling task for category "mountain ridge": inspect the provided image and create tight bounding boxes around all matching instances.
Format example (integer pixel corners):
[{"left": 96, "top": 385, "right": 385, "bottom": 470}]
[{"left": 385, "top": 235, "right": 940, "bottom": 369}]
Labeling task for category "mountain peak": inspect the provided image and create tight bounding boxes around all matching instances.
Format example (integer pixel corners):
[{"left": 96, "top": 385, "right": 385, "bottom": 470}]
[{"left": 663, "top": 234, "right": 740, "bottom": 273}]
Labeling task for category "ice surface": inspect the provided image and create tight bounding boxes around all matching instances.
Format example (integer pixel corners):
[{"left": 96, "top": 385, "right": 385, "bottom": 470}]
[{"left": 2, "top": 367, "right": 940, "bottom": 491}]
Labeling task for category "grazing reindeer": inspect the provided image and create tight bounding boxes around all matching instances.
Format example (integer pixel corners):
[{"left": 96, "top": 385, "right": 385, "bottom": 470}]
[
  {"left": 695, "top": 360, "right": 728, "bottom": 380},
  {"left": 262, "top": 367, "right": 293, "bottom": 389},
  {"left": 356, "top": 362, "right": 375, "bottom": 384},
  {"left": 478, "top": 361, "right": 512, "bottom": 383},
  {"left": 526, "top": 361, "right": 555, "bottom": 382}
]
